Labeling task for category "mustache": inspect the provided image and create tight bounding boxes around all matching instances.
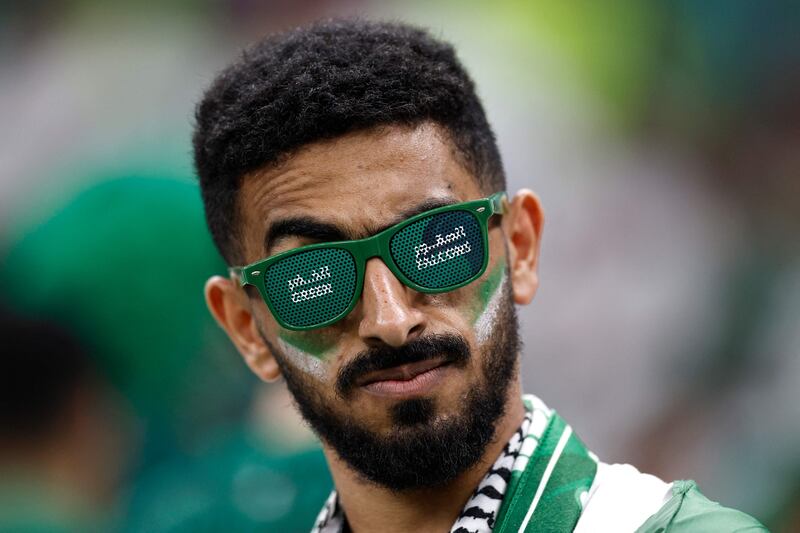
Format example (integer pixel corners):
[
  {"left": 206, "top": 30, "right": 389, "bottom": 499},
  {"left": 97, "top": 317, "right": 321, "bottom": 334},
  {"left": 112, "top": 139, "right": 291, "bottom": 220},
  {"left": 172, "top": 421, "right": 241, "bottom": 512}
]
[{"left": 335, "top": 333, "right": 471, "bottom": 397}]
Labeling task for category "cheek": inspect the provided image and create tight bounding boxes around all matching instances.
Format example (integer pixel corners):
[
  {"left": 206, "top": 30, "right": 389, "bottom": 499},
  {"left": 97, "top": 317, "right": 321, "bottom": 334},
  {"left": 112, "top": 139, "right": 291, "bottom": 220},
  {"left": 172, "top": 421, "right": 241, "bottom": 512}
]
[
  {"left": 255, "top": 299, "right": 339, "bottom": 363},
  {"left": 278, "top": 329, "right": 338, "bottom": 359},
  {"left": 419, "top": 258, "right": 507, "bottom": 340},
  {"left": 468, "top": 258, "right": 508, "bottom": 343},
  {"left": 275, "top": 329, "right": 339, "bottom": 380}
]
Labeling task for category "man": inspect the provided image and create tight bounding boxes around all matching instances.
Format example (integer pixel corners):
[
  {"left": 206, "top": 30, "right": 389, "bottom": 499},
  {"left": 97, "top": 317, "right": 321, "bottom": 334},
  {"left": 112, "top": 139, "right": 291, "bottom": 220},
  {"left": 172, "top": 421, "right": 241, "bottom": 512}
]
[{"left": 193, "top": 19, "right": 766, "bottom": 532}]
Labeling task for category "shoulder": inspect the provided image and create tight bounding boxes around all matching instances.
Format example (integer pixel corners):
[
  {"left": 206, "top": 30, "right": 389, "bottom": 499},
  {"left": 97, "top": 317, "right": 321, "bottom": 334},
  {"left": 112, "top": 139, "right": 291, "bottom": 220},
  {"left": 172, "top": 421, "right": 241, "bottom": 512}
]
[
  {"left": 574, "top": 463, "right": 767, "bottom": 532},
  {"left": 635, "top": 480, "right": 768, "bottom": 533}
]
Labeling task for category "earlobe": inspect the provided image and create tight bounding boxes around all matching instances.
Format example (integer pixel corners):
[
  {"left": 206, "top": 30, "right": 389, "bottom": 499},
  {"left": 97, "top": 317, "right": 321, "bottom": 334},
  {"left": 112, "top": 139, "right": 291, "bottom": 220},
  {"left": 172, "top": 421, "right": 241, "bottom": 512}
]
[
  {"left": 204, "top": 276, "right": 282, "bottom": 382},
  {"left": 502, "top": 190, "right": 544, "bottom": 305}
]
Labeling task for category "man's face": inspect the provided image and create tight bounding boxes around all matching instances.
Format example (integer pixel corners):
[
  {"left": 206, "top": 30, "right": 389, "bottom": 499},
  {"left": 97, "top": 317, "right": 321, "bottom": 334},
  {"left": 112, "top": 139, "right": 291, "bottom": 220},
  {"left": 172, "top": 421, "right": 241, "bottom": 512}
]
[{"left": 236, "top": 122, "right": 521, "bottom": 489}]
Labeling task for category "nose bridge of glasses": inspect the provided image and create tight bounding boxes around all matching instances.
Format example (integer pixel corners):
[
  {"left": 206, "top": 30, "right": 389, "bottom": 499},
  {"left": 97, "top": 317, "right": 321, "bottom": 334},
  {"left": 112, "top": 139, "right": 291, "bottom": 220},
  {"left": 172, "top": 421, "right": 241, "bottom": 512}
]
[
  {"left": 349, "top": 231, "right": 405, "bottom": 292},
  {"left": 351, "top": 231, "right": 388, "bottom": 263},
  {"left": 361, "top": 245, "right": 407, "bottom": 304}
]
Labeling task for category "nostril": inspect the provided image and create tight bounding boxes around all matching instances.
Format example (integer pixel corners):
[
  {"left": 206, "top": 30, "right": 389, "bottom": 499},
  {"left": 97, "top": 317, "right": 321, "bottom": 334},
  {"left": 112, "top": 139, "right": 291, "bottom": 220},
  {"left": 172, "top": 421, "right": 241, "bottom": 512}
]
[{"left": 408, "top": 323, "right": 424, "bottom": 339}]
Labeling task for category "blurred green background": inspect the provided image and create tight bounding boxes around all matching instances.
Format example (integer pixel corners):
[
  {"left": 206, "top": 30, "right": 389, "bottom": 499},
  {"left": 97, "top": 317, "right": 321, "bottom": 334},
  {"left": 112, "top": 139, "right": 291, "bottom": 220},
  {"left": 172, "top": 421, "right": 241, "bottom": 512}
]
[{"left": 1, "top": 1, "right": 798, "bottom": 531}]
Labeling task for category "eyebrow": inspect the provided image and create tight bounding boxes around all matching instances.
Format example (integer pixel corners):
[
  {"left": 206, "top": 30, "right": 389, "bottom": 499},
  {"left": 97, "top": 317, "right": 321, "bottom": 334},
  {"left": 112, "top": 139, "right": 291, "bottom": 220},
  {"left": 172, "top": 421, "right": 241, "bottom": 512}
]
[{"left": 264, "top": 196, "right": 457, "bottom": 253}]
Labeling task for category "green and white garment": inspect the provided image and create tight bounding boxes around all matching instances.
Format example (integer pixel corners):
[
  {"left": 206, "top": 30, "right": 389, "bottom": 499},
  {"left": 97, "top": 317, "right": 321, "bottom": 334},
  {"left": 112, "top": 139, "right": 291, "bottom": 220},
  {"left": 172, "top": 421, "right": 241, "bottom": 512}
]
[{"left": 312, "top": 394, "right": 768, "bottom": 532}]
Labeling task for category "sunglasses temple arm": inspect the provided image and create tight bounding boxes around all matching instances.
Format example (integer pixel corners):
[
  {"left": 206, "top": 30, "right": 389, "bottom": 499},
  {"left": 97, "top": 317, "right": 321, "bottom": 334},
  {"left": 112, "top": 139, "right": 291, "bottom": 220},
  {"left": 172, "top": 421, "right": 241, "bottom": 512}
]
[
  {"left": 228, "top": 267, "right": 247, "bottom": 286},
  {"left": 490, "top": 191, "right": 508, "bottom": 215}
]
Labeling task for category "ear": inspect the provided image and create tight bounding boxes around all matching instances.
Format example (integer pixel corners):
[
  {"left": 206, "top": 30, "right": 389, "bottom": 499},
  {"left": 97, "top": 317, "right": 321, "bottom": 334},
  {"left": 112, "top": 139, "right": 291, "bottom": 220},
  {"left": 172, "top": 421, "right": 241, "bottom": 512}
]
[
  {"left": 204, "top": 276, "right": 281, "bottom": 382},
  {"left": 502, "top": 189, "right": 545, "bottom": 305}
]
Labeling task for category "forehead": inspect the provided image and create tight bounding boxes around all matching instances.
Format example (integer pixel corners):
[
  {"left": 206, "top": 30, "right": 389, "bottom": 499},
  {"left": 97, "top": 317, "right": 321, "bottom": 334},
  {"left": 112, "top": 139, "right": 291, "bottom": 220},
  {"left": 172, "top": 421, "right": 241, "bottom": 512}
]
[{"left": 237, "top": 122, "right": 484, "bottom": 259}]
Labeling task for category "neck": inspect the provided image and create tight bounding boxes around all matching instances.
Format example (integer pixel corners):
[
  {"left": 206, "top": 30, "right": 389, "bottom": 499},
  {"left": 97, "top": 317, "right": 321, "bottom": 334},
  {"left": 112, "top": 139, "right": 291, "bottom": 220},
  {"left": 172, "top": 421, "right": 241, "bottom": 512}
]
[{"left": 324, "top": 381, "right": 525, "bottom": 533}]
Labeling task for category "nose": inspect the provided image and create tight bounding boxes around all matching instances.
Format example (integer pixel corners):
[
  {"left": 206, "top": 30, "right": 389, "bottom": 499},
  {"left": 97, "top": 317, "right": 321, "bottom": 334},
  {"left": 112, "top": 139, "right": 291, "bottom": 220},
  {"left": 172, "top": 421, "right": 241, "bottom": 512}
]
[{"left": 358, "top": 258, "right": 426, "bottom": 347}]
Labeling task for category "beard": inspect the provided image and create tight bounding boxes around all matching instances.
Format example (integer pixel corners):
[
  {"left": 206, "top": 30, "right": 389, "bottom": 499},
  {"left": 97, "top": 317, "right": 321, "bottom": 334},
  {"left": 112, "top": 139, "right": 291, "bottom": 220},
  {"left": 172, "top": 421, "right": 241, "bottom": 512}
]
[{"left": 265, "top": 279, "right": 520, "bottom": 491}]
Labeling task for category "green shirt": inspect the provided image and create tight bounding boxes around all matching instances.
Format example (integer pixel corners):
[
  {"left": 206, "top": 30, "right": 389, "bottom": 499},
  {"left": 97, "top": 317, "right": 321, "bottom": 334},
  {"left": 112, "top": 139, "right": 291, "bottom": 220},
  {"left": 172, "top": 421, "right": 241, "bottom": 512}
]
[{"left": 635, "top": 480, "right": 767, "bottom": 532}]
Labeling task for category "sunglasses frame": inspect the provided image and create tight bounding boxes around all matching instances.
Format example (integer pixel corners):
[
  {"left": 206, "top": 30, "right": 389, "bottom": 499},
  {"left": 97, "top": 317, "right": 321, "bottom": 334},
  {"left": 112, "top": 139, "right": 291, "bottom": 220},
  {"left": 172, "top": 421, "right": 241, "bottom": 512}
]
[{"left": 230, "top": 191, "right": 507, "bottom": 331}]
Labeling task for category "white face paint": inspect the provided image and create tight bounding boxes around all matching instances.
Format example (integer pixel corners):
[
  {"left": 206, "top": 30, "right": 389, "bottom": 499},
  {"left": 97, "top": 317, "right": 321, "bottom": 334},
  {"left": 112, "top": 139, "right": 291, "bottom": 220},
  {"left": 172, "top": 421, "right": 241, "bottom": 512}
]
[
  {"left": 276, "top": 337, "right": 328, "bottom": 379},
  {"left": 474, "top": 272, "right": 508, "bottom": 345}
]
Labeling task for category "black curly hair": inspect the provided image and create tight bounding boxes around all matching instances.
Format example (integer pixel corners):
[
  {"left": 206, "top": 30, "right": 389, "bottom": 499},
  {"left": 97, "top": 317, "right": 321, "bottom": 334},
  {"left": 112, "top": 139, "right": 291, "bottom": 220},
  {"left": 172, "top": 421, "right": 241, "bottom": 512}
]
[{"left": 193, "top": 19, "right": 506, "bottom": 264}]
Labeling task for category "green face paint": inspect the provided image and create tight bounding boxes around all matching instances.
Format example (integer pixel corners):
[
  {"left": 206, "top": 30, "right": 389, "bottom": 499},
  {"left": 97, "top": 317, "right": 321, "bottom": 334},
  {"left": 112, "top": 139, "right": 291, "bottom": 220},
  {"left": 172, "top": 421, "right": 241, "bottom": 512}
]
[
  {"left": 470, "top": 258, "right": 508, "bottom": 344},
  {"left": 469, "top": 258, "right": 507, "bottom": 322},
  {"left": 277, "top": 330, "right": 338, "bottom": 379},
  {"left": 278, "top": 329, "right": 337, "bottom": 359}
]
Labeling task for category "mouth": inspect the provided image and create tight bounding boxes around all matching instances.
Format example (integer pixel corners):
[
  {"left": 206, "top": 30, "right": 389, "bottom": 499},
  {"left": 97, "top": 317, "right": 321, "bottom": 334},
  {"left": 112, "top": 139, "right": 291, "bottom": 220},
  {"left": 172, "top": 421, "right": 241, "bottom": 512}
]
[{"left": 357, "top": 358, "right": 452, "bottom": 398}]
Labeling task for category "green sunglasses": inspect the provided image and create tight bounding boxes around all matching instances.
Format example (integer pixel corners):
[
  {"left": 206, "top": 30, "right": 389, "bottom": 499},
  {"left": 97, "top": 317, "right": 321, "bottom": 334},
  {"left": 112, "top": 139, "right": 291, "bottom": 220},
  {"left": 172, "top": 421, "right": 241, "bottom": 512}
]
[{"left": 230, "top": 192, "right": 507, "bottom": 331}]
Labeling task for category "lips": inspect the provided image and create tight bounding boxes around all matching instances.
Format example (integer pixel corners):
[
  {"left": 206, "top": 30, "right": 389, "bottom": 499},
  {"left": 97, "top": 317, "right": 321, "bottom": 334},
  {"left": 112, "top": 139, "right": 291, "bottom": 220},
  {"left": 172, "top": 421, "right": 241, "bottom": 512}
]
[
  {"left": 358, "top": 358, "right": 448, "bottom": 387},
  {"left": 356, "top": 358, "right": 452, "bottom": 398}
]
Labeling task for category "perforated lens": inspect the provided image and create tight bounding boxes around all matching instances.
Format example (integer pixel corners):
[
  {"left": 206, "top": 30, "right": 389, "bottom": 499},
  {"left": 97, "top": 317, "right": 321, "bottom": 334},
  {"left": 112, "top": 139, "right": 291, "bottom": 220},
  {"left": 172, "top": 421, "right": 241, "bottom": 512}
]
[
  {"left": 390, "top": 210, "right": 484, "bottom": 289},
  {"left": 264, "top": 248, "right": 357, "bottom": 328}
]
